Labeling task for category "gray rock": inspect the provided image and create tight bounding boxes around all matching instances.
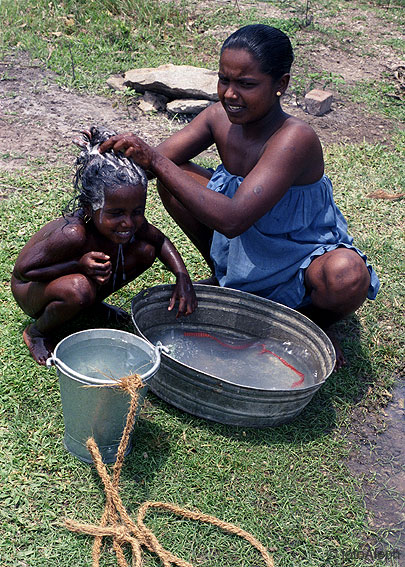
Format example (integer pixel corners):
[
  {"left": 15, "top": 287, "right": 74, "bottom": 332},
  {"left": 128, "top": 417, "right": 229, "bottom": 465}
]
[
  {"left": 305, "top": 89, "right": 333, "bottom": 116},
  {"left": 138, "top": 91, "right": 169, "bottom": 112},
  {"left": 106, "top": 75, "right": 127, "bottom": 92},
  {"left": 166, "top": 99, "right": 213, "bottom": 114},
  {"left": 124, "top": 64, "right": 219, "bottom": 101}
]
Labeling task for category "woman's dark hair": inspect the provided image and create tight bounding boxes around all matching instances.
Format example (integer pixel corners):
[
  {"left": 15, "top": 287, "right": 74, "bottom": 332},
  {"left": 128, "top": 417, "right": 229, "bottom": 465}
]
[
  {"left": 66, "top": 126, "right": 147, "bottom": 216},
  {"left": 221, "top": 24, "right": 294, "bottom": 80}
]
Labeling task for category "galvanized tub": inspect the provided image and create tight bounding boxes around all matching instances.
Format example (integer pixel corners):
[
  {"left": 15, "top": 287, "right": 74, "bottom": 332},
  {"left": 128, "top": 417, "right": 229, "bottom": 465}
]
[
  {"left": 47, "top": 328, "right": 161, "bottom": 463},
  {"left": 131, "top": 285, "right": 335, "bottom": 427}
]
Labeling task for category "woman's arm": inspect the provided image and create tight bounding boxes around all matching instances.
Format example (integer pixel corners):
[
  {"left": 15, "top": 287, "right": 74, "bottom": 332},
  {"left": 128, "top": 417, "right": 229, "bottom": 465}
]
[
  {"left": 156, "top": 103, "right": 217, "bottom": 163},
  {"left": 100, "top": 118, "right": 323, "bottom": 238}
]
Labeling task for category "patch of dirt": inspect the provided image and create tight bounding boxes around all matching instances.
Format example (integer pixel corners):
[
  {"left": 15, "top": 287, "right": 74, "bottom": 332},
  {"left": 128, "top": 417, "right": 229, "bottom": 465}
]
[
  {"left": 346, "top": 382, "right": 405, "bottom": 556},
  {"left": 0, "top": 47, "right": 398, "bottom": 182},
  {"left": 0, "top": 52, "right": 183, "bottom": 176}
]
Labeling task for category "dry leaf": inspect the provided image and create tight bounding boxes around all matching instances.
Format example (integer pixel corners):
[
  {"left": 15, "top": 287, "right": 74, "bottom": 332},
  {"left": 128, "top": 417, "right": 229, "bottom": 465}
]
[{"left": 367, "top": 190, "right": 405, "bottom": 200}]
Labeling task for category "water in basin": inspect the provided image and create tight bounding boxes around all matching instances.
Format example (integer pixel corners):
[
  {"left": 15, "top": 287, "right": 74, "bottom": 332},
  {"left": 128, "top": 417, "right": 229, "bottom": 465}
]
[{"left": 147, "top": 328, "right": 317, "bottom": 389}]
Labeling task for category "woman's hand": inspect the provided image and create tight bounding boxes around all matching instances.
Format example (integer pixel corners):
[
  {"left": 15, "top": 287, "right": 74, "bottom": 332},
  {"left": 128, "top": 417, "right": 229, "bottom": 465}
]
[
  {"left": 99, "top": 133, "right": 155, "bottom": 170},
  {"left": 79, "top": 252, "right": 112, "bottom": 285},
  {"left": 169, "top": 273, "right": 198, "bottom": 318}
]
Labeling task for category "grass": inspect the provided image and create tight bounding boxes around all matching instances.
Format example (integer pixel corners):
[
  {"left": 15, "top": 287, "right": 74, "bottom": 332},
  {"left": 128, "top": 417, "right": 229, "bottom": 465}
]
[{"left": 0, "top": 0, "right": 404, "bottom": 565}]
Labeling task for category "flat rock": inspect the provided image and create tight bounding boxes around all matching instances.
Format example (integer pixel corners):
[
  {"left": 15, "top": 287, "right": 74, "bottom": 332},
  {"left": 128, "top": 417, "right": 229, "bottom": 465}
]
[
  {"left": 106, "top": 75, "right": 127, "bottom": 92},
  {"left": 166, "top": 99, "right": 213, "bottom": 114},
  {"left": 124, "top": 64, "right": 219, "bottom": 101}
]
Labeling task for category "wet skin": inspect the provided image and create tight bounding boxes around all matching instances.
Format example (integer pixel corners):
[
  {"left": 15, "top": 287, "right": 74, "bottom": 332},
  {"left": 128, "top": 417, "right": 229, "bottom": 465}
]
[
  {"left": 12, "top": 183, "right": 197, "bottom": 365},
  {"left": 100, "top": 48, "right": 371, "bottom": 370}
]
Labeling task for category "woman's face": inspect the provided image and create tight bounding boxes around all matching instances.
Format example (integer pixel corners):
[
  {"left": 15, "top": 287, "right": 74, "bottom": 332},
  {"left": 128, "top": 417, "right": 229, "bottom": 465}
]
[
  {"left": 91, "top": 183, "right": 146, "bottom": 244},
  {"left": 218, "top": 48, "right": 280, "bottom": 125}
]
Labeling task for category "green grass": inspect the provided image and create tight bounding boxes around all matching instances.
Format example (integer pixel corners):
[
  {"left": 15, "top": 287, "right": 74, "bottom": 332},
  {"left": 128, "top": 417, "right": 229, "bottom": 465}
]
[{"left": 0, "top": 136, "right": 404, "bottom": 566}]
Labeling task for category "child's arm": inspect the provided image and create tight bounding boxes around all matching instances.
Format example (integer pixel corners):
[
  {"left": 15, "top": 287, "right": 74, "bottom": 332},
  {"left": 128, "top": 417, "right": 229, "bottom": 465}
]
[
  {"left": 159, "top": 237, "right": 198, "bottom": 317},
  {"left": 13, "top": 219, "right": 112, "bottom": 286},
  {"left": 142, "top": 223, "right": 197, "bottom": 317}
]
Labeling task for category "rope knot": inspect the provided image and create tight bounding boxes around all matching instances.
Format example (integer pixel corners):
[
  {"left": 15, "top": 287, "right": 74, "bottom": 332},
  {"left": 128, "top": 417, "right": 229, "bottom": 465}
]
[{"left": 114, "top": 524, "right": 131, "bottom": 544}]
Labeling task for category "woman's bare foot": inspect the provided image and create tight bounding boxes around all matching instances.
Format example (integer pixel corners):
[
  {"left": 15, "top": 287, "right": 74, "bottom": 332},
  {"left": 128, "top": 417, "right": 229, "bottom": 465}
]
[
  {"left": 325, "top": 327, "right": 346, "bottom": 371},
  {"left": 23, "top": 323, "right": 55, "bottom": 365}
]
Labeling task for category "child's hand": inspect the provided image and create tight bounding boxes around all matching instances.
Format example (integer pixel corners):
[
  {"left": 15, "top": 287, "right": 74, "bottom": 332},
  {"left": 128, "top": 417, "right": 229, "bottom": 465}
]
[
  {"left": 169, "top": 273, "right": 198, "bottom": 318},
  {"left": 99, "top": 133, "right": 154, "bottom": 170},
  {"left": 79, "top": 252, "right": 112, "bottom": 285}
]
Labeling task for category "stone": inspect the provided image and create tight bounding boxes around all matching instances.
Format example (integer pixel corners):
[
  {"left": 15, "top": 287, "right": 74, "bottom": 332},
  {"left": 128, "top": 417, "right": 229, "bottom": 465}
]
[
  {"left": 138, "top": 91, "right": 169, "bottom": 113},
  {"left": 124, "top": 64, "right": 219, "bottom": 101},
  {"left": 166, "top": 99, "right": 213, "bottom": 114},
  {"left": 304, "top": 89, "right": 333, "bottom": 116},
  {"left": 106, "top": 75, "right": 127, "bottom": 92}
]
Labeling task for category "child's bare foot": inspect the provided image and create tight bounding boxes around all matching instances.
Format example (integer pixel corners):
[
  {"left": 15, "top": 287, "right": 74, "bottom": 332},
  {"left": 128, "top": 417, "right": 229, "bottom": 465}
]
[
  {"left": 95, "top": 301, "right": 131, "bottom": 325},
  {"left": 195, "top": 275, "right": 219, "bottom": 286},
  {"left": 23, "top": 323, "right": 55, "bottom": 365},
  {"left": 325, "top": 327, "right": 346, "bottom": 371}
]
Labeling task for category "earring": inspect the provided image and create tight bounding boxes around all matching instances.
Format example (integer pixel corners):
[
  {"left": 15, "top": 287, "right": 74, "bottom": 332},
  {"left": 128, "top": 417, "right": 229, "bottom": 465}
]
[
  {"left": 83, "top": 214, "right": 91, "bottom": 224},
  {"left": 276, "top": 91, "right": 282, "bottom": 97}
]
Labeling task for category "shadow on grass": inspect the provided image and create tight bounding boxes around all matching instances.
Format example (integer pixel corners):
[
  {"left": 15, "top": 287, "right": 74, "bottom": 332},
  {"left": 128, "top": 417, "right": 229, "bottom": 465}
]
[{"left": 143, "top": 313, "right": 375, "bottom": 447}]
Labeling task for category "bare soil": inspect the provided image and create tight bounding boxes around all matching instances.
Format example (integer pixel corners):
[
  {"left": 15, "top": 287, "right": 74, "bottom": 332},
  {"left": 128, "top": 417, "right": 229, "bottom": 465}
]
[
  {"left": 0, "top": 45, "right": 400, "bottom": 177},
  {"left": 346, "top": 383, "right": 405, "bottom": 556},
  {"left": 0, "top": 13, "right": 403, "bottom": 554}
]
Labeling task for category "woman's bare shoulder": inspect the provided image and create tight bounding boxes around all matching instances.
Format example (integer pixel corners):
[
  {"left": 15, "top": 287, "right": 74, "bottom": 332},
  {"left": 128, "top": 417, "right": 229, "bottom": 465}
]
[
  {"left": 279, "top": 115, "right": 321, "bottom": 147},
  {"left": 260, "top": 115, "right": 324, "bottom": 183}
]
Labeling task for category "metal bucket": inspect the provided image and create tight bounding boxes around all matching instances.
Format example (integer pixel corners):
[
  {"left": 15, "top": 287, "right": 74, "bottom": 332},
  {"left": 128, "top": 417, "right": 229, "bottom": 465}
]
[
  {"left": 47, "top": 329, "right": 161, "bottom": 463},
  {"left": 131, "top": 285, "right": 335, "bottom": 427}
]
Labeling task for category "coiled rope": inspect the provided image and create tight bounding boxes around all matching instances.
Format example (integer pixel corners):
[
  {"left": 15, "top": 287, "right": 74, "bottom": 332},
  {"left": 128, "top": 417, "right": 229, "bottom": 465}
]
[{"left": 65, "top": 373, "right": 274, "bottom": 567}]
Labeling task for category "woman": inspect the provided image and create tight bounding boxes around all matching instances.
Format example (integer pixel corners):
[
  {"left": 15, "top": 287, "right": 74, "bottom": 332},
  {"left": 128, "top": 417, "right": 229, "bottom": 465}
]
[{"left": 100, "top": 25, "right": 380, "bottom": 369}]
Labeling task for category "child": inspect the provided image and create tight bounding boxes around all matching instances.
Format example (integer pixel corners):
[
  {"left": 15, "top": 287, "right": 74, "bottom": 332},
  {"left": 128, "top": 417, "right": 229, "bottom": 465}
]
[{"left": 11, "top": 126, "right": 197, "bottom": 365}]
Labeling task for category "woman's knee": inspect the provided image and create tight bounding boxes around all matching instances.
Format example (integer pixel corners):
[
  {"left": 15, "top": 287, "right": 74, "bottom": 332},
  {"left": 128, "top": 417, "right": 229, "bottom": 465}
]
[
  {"left": 326, "top": 251, "right": 370, "bottom": 295},
  {"left": 307, "top": 249, "right": 370, "bottom": 310}
]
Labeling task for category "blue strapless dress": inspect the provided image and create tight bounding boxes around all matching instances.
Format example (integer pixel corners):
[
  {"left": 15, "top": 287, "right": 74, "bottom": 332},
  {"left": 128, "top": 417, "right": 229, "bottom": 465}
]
[{"left": 207, "top": 164, "right": 380, "bottom": 309}]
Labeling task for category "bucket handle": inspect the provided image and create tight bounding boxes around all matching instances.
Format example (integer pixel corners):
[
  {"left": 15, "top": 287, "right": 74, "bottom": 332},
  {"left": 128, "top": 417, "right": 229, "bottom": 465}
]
[
  {"left": 45, "top": 343, "right": 164, "bottom": 384},
  {"left": 155, "top": 341, "right": 170, "bottom": 355}
]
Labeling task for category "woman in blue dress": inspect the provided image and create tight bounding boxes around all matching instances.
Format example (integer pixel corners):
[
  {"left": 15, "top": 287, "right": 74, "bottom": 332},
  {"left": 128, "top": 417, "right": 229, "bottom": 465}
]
[{"left": 100, "top": 24, "right": 380, "bottom": 369}]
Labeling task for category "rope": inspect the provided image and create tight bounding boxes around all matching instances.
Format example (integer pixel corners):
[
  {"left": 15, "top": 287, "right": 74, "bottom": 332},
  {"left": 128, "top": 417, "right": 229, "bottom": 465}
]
[{"left": 64, "top": 373, "right": 274, "bottom": 567}]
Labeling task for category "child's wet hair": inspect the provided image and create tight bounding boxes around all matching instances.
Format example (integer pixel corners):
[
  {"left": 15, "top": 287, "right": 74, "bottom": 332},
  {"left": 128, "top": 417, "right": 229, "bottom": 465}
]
[
  {"left": 221, "top": 24, "right": 294, "bottom": 80},
  {"left": 71, "top": 126, "right": 147, "bottom": 213}
]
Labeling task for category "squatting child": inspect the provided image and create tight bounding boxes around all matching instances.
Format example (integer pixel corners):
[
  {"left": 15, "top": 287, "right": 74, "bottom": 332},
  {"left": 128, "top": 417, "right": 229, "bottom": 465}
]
[{"left": 11, "top": 126, "right": 197, "bottom": 365}]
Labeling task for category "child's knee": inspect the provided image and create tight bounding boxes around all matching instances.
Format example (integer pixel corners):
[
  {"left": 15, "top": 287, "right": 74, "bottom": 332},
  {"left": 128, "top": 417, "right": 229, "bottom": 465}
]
[{"left": 63, "top": 274, "right": 96, "bottom": 307}]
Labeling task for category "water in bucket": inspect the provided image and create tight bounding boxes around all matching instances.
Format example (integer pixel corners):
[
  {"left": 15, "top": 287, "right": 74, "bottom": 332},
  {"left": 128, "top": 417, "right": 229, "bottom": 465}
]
[{"left": 147, "top": 328, "right": 316, "bottom": 389}]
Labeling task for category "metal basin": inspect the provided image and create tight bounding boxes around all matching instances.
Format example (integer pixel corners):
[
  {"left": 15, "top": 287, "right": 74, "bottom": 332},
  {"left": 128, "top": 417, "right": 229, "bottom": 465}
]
[{"left": 131, "top": 285, "right": 335, "bottom": 427}]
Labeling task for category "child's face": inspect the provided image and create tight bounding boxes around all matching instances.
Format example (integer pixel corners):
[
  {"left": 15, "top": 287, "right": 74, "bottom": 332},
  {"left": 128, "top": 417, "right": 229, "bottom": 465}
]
[{"left": 91, "top": 183, "right": 146, "bottom": 244}]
